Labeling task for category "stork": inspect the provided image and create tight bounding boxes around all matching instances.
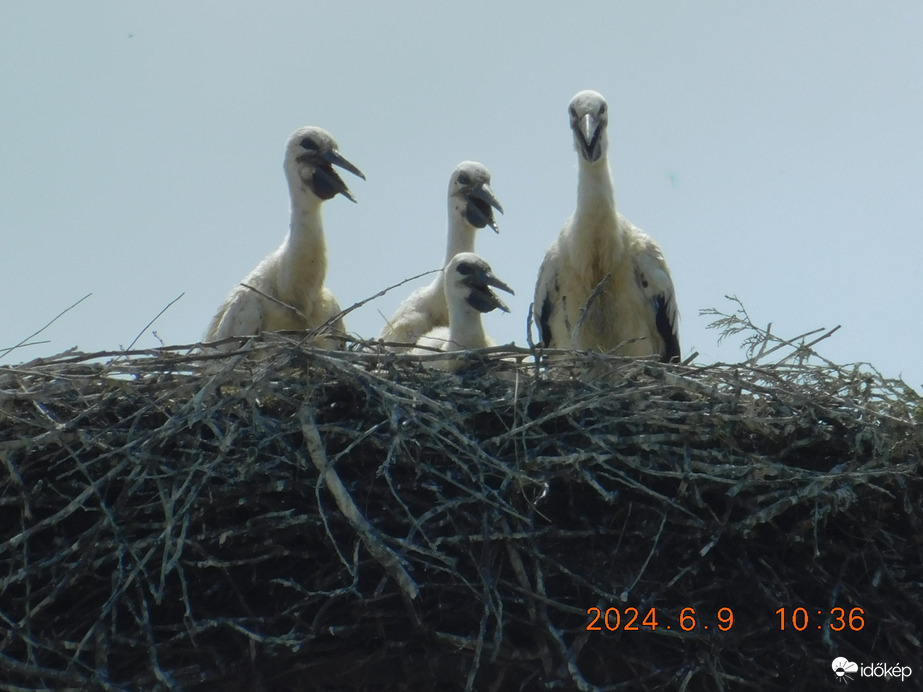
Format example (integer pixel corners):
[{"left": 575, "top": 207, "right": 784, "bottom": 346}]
[
  {"left": 412, "top": 252, "right": 513, "bottom": 368},
  {"left": 379, "top": 161, "right": 503, "bottom": 348},
  {"left": 204, "top": 126, "right": 364, "bottom": 349},
  {"left": 533, "top": 90, "right": 680, "bottom": 361}
]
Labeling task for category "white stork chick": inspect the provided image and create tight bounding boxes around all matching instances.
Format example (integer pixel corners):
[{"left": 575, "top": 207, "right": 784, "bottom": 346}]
[
  {"left": 533, "top": 90, "right": 680, "bottom": 361},
  {"left": 379, "top": 161, "right": 503, "bottom": 349},
  {"left": 205, "top": 126, "right": 364, "bottom": 349},
  {"left": 413, "top": 253, "right": 513, "bottom": 368}
]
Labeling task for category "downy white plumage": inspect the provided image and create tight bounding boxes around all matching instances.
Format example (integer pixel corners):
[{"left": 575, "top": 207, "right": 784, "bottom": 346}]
[
  {"left": 533, "top": 90, "right": 680, "bottom": 361},
  {"left": 205, "top": 126, "right": 364, "bottom": 349},
  {"left": 413, "top": 252, "right": 513, "bottom": 368},
  {"left": 380, "top": 162, "right": 502, "bottom": 349}
]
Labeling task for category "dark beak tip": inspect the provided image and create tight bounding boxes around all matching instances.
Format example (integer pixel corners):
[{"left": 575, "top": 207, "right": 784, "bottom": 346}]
[
  {"left": 326, "top": 149, "right": 365, "bottom": 181},
  {"left": 344, "top": 165, "right": 365, "bottom": 181}
]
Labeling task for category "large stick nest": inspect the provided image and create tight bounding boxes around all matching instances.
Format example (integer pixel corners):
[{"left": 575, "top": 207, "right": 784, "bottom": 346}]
[{"left": 1, "top": 309, "right": 921, "bottom": 691}]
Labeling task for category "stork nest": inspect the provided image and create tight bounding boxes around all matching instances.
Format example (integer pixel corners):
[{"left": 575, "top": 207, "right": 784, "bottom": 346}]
[{"left": 1, "top": 305, "right": 921, "bottom": 691}]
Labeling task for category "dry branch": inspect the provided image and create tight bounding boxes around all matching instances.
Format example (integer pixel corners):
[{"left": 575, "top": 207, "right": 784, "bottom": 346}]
[{"left": 298, "top": 405, "right": 419, "bottom": 601}]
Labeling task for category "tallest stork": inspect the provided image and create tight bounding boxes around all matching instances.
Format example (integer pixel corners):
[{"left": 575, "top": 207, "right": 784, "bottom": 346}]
[{"left": 533, "top": 90, "right": 680, "bottom": 361}]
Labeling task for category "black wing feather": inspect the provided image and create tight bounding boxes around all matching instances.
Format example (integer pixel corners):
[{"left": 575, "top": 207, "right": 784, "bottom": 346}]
[
  {"left": 537, "top": 294, "right": 553, "bottom": 347},
  {"left": 653, "top": 294, "right": 680, "bottom": 363}
]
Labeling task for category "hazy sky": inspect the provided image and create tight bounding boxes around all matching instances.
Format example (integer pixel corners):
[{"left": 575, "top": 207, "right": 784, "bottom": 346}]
[{"left": 3, "top": 2, "right": 921, "bottom": 392}]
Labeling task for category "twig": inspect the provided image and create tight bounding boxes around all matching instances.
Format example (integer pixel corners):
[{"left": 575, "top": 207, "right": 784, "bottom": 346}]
[
  {"left": 240, "top": 283, "right": 306, "bottom": 320},
  {"left": 622, "top": 511, "right": 668, "bottom": 600},
  {"left": 318, "top": 268, "right": 440, "bottom": 335},
  {"left": 122, "top": 292, "right": 185, "bottom": 353},
  {"left": 0, "top": 293, "right": 92, "bottom": 360},
  {"left": 298, "top": 404, "right": 419, "bottom": 601},
  {"left": 573, "top": 272, "right": 611, "bottom": 337}
]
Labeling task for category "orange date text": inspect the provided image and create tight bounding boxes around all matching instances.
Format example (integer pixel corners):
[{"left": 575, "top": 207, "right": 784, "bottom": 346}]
[{"left": 586, "top": 607, "right": 734, "bottom": 632}]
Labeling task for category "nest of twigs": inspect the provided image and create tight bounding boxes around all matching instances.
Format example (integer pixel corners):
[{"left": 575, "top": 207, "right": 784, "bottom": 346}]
[{"left": 1, "top": 303, "right": 921, "bottom": 691}]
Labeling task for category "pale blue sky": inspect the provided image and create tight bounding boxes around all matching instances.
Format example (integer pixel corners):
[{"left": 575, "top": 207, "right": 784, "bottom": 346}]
[{"left": 2, "top": 2, "right": 921, "bottom": 391}]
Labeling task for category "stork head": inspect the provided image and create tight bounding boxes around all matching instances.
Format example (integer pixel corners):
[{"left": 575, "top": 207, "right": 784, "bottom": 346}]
[
  {"left": 568, "top": 90, "right": 608, "bottom": 163},
  {"left": 283, "top": 126, "right": 365, "bottom": 204},
  {"left": 449, "top": 161, "right": 504, "bottom": 233},
  {"left": 445, "top": 252, "right": 514, "bottom": 314}
]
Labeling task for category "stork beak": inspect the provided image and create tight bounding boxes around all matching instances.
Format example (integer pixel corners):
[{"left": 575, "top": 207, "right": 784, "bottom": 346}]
[
  {"left": 465, "top": 269, "right": 515, "bottom": 314},
  {"left": 465, "top": 183, "right": 504, "bottom": 233},
  {"left": 324, "top": 149, "right": 366, "bottom": 181},
  {"left": 316, "top": 149, "right": 366, "bottom": 203},
  {"left": 576, "top": 113, "right": 603, "bottom": 162},
  {"left": 484, "top": 271, "right": 514, "bottom": 296}
]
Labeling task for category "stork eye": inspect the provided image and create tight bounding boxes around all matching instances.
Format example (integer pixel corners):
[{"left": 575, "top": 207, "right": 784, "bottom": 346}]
[
  {"left": 457, "top": 172, "right": 471, "bottom": 186},
  {"left": 599, "top": 103, "right": 607, "bottom": 116},
  {"left": 569, "top": 106, "right": 577, "bottom": 119},
  {"left": 455, "top": 261, "right": 475, "bottom": 276},
  {"left": 300, "top": 136, "right": 318, "bottom": 151}
]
